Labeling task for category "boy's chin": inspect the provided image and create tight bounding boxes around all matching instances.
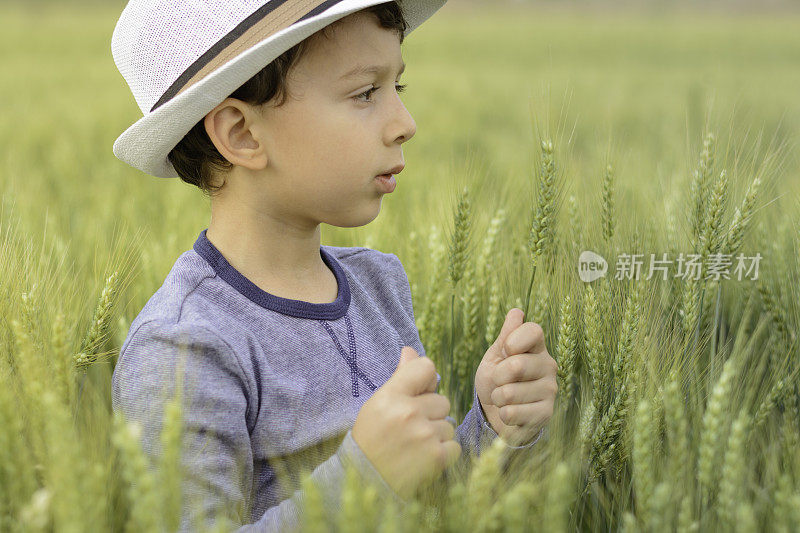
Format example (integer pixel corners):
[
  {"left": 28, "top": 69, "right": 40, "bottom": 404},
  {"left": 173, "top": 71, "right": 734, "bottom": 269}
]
[{"left": 324, "top": 203, "right": 382, "bottom": 229}]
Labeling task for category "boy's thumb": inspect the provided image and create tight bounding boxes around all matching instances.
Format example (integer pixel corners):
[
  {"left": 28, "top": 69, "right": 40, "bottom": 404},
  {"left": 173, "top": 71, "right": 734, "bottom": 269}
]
[
  {"left": 492, "top": 308, "right": 525, "bottom": 359},
  {"left": 397, "top": 346, "right": 419, "bottom": 367},
  {"left": 393, "top": 346, "right": 438, "bottom": 395},
  {"left": 389, "top": 346, "right": 419, "bottom": 389}
]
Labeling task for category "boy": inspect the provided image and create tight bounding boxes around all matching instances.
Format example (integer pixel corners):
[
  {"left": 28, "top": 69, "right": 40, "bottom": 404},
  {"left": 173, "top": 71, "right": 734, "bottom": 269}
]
[{"left": 110, "top": 0, "right": 556, "bottom": 531}]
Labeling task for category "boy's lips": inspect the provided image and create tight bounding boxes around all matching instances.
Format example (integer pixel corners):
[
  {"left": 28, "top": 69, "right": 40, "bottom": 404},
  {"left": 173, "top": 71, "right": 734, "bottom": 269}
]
[
  {"left": 377, "top": 163, "right": 405, "bottom": 178},
  {"left": 374, "top": 174, "right": 397, "bottom": 193}
]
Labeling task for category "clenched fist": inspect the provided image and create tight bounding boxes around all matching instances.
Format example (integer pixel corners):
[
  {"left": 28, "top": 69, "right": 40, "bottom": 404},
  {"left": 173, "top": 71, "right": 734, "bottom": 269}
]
[
  {"left": 475, "top": 308, "right": 558, "bottom": 446},
  {"left": 352, "top": 346, "right": 461, "bottom": 499}
]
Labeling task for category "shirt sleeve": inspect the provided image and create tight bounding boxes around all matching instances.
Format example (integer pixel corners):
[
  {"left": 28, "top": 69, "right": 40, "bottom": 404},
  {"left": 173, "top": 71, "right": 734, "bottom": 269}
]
[{"left": 111, "top": 319, "right": 406, "bottom": 533}]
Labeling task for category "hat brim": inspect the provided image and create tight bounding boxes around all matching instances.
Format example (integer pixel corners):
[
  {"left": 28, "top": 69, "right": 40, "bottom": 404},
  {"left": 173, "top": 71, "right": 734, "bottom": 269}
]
[{"left": 113, "top": 0, "right": 447, "bottom": 179}]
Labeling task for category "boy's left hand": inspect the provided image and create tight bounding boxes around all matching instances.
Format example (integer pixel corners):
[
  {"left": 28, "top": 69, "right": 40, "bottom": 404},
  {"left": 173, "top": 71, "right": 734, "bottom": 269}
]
[{"left": 474, "top": 308, "right": 558, "bottom": 447}]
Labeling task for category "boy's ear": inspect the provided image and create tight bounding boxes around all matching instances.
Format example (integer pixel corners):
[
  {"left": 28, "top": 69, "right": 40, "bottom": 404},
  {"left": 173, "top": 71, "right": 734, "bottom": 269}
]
[{"left": 203, "top": 98, "right": 268, "bottom": 171}]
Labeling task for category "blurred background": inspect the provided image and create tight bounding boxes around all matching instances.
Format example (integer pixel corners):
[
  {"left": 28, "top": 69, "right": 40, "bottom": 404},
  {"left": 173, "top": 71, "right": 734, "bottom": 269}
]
[
  {"left": 1, "top": 1, "right": 799, "bottom": 529},
  {"left": 2, "top": 0, "right": 798, "bottom": 397},
  {"left": 2, "top": 0, "right": 798, "bottom": 414}
]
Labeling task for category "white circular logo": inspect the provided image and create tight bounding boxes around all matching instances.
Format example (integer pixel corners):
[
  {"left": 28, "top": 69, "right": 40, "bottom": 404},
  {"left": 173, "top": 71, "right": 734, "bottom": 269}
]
[{"left": 578, "top": 250, "right": 608, "bottom": 282}]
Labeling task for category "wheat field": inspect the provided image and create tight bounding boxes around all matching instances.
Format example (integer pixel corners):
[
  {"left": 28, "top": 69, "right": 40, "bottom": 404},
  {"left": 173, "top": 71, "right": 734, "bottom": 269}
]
[{"left": 1, "top": 2, "right": 800, "bottom": 531}]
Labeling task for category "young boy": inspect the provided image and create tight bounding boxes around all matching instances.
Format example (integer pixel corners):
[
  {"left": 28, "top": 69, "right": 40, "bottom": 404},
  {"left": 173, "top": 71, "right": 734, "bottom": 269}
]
[{"left": 110, "top": 0, "right": 555, "bottom": 531}]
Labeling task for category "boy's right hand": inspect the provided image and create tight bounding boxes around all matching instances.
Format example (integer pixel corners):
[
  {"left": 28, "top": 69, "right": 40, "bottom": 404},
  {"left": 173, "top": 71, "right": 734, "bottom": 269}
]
[{"left": 351, "top": 346, "right": 461, "bottom": 500}]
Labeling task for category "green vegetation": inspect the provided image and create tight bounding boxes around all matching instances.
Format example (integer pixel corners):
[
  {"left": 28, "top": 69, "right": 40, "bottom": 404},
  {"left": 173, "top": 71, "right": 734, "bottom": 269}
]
[{"left": 1, "top": 4, "right": 799, "bottom": 531}]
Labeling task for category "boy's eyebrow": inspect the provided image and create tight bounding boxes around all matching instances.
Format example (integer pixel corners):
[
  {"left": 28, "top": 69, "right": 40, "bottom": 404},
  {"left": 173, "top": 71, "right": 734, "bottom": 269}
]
[{"left": 339, "top": 61, "right": 406, "bottom": 80}]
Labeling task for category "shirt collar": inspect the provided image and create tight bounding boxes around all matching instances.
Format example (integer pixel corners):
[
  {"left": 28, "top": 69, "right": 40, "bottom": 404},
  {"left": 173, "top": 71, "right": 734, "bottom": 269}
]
[{"left": 192, "top": 228, "right": 350, "bottom": 320}]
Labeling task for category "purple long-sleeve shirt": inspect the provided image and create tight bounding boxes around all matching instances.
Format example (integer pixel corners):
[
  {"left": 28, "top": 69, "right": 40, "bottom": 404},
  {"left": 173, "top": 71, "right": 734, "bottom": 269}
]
[{"left": 111, "top": 228, "right": 542, "bottom": 532}]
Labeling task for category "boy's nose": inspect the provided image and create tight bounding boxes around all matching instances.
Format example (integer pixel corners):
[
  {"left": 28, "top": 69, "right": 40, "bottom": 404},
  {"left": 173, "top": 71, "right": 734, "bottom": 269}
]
[
  {"left": 401, "top": 112, "right": 416, "bottom": 143},
  {"left": 392, "top": 102, "right": 416, "bottom": 145}
]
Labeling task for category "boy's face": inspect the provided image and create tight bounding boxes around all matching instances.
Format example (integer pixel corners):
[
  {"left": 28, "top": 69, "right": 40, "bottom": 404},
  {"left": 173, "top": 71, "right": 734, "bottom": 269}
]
[{"left": 215, "top": 11, "right": 415, "bottom": 228}]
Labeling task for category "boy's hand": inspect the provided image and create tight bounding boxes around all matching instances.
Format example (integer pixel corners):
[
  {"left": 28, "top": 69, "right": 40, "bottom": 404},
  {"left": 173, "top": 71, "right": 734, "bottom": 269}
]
[
  {"left": 474, "top": 308, "right": 558, "bottom": 447},
  {"left": 352, "top": 346, "right": 461, "bottom": 500}
]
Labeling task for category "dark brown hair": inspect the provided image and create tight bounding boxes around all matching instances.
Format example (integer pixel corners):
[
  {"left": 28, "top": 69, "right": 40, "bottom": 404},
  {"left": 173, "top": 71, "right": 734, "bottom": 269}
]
[{"left": 167, "top": 1, "right": 408, "bottom": 198}]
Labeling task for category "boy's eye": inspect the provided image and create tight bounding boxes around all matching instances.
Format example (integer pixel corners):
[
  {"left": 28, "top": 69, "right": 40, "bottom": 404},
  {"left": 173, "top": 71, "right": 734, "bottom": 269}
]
[{"left": 354, "top": 83, "right": 408, "bottom": 103}]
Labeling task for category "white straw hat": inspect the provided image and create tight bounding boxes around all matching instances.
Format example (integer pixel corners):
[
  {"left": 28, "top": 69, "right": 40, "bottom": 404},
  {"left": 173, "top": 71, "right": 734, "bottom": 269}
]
[{"left": 111, "top": 0, "right": 446, "bottom": 179}]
